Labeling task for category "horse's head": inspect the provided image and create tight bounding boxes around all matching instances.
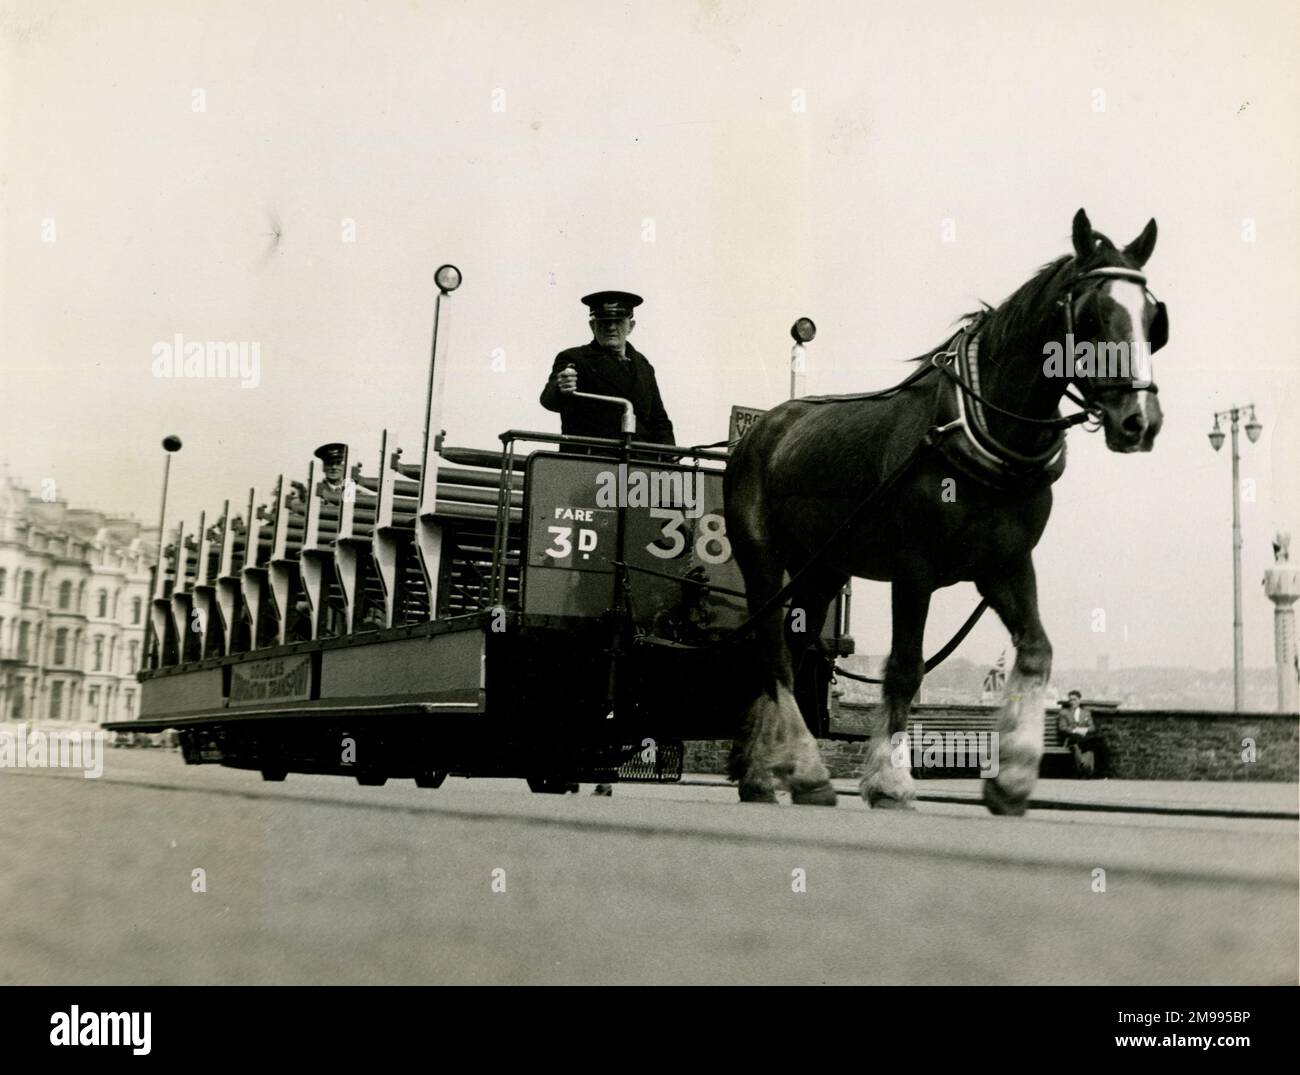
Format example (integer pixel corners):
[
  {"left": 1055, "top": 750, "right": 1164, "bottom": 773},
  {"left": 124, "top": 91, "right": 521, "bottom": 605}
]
[{"left": 1062, "top": 209, "right": 1166, "bottom": 453}]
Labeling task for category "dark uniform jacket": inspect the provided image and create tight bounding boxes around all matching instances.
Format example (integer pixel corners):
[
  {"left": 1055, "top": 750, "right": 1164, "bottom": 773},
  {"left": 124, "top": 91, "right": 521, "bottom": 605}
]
[
  {"left": 1057, "top": 704, "right": 1096, "bottom": 743},
  {"left": 540, "top": 341, "right": 675, "bottom": 445}
]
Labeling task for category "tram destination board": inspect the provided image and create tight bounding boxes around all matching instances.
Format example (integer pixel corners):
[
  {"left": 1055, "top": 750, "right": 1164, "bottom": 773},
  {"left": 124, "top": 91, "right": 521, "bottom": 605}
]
[{"left": 522, "top": 452, "right": 745, "bottom": 639}]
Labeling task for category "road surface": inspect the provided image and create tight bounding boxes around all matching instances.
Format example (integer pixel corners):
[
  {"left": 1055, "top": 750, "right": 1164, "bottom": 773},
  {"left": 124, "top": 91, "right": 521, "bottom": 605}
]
[{"left": 1, "top": 750, "right": 1295, "bottom": 985}]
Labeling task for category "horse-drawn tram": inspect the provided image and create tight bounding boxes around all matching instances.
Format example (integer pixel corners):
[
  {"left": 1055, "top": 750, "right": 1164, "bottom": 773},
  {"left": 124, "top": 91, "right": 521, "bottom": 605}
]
[
  {"left": 109, "top": 270, "right": 851, "bottom": 793},
  {"left": 111, "top": 209, "right": 1169, "bottom": 815}
]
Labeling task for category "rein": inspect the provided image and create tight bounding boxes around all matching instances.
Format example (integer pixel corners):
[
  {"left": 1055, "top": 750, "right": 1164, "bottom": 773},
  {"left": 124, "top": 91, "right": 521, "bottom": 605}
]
[{"left": 932, "top": 339, "right": 1095, "bottom": 431}]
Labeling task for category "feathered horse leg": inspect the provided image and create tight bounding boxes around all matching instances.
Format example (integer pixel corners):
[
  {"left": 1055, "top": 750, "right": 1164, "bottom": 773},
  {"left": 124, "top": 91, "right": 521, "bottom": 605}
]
[
  {"left": 725, "top": 470, "right": 835, "bottom": 806},
  {"left": 977, "top": 558, "right": 1049, "bottom": 816},
  {"left": 861, "top": 568, "right": 930, "bottom": 809}
]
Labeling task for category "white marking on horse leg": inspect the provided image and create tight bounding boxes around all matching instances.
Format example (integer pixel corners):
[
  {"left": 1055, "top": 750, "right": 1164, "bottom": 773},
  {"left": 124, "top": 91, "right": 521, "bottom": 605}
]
[
  {"left": 860, "top": 731, "right": 916, "bottom": 808},
  {"left": 733, "top": 683, "right": 834, "bottom": 804},
  {"left": 733, "top": 693, "right": 779, "bottom": 803},
  {"left": 983, "top": 667, "right": 1045, "bottom": 815},
  {"left": 770, "top": 683, "right": 835, "bottom": 804}
]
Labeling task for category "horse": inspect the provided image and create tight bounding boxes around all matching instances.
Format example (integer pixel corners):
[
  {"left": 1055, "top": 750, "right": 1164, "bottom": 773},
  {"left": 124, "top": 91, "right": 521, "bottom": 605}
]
[{"left": 723, "top": 208, "right": 1166, "bottom": 815}]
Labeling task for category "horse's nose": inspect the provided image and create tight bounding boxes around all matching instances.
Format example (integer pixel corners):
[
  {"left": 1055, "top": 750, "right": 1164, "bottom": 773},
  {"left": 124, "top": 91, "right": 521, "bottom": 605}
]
[{"left": 1121, "top": 410, "right": 1148, "bottom": 442}]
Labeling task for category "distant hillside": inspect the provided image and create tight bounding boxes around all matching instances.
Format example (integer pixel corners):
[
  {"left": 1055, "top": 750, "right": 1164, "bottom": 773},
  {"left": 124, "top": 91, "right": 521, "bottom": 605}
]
[{"left": 835, "top": 654, "right": 1288, "bottom": 711}]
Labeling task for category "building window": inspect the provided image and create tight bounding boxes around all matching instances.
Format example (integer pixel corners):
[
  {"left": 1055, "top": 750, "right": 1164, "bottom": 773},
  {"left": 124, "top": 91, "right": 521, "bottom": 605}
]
[
  {"left": 59, "top": 580, "right": 73, "bottom": 610},
  {"left": 18, "top": 622, "right": 30, "bottom": 662},
  {"left": 11, "top": 679, "right": 24, "bottom": 720},
  {"left": 20, "top": 571, "right": 33, "bottom": 605},
  {"left": 88, "top": 686, "right": 100, "bottom": 714},
  {"left": 96, "top": 590, "right": 107, "bottom": 618},
  {"left": 0, "top": 567, "right": 6, "bottom": 596},
  {"left": 109, "top": 637, "right": 117, "bottom": 672},
  {"left": 127, "top": 640, "right": 139, "bottom": 670},
  {"left": 123, "top": 691, "right": 135, "bottom": 718},
  {"left": 49, "top": 681, "right": 63, "bottom": 720},
  {"left": 53, "top": 628, "right": 68, "bottom": 665},
  {"left": 132, "top": 597, "right": 143, "bottom": 624},
  {"left": 93, "top": 636, "right": 104, "bottom": 671}
]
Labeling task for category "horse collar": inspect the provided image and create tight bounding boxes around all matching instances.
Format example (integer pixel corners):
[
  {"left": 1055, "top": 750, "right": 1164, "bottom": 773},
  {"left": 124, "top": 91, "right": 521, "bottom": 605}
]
[{"left": 932, "top": 328, "right": 1068, "bottom": 489}]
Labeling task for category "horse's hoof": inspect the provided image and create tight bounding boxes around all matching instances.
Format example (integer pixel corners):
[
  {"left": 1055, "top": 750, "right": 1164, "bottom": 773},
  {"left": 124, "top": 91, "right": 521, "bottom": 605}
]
[
  {"left": 867, "top": 794, "right": 916, "bottom": 811},
  {"left": 790, "top": 782, "right": 838, "bottom": 807},
  {"left": 983, "top": 780, "right": 1029, "bottom": 817},
  {"left": 738, "top": 783, "right": 778, "bottom": 804}
]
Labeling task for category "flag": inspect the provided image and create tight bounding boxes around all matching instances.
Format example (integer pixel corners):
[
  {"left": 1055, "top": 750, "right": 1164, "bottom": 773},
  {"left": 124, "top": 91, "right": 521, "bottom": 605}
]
[{"left": 982, "top": 651, "right": 1006, "bottom": 694}]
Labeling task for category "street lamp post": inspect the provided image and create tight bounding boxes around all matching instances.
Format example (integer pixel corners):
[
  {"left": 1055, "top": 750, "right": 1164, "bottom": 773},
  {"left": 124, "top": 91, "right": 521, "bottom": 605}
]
[
  {"left": 789, "top": 317, "right": 816, "bottom": 399},
  {"left": 144, "top": 435, "right": 183, "bottom": 670},
  {"left": 1208, "top": 405, "right": 1262, "bottom": 711},
  {"left": 421, "top": 264, "right": 462, "bottom": 488}
]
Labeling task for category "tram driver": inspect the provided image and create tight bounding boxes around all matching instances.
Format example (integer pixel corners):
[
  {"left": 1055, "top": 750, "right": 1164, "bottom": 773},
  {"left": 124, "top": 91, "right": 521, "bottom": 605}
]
[
  {"left": 540, "top": 290, "right": 676, "bottom": 445},
  {"left": 540, "top": 291, "right": 678, "bottom": 795}
]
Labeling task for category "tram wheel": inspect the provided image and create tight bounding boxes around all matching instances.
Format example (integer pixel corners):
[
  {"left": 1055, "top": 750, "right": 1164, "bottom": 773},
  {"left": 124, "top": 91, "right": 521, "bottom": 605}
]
[
  {"left": 356, "top": 773, "right": 388, "bottom": 787},
  {"left": 414, "top": 770, "right": 447, "bottom": 789},
  {"left": 261, "top": 768, "right": 287, "bottom": 782}
]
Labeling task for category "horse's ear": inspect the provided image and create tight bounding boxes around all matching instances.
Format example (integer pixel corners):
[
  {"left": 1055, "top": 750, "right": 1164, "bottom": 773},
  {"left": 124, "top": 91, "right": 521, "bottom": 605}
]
[
  {"left": 1072, "top": 208, "right": 1094, "bottom": 259},
  {"left": 1123, "top": 218, "right": 1158, "bottom": 268}
]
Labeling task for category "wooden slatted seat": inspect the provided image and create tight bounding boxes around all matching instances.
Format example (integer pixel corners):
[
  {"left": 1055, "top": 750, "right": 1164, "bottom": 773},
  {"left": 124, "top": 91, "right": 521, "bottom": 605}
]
[
  {"left": 150, "top": 435, "right": 532, "bottom": 662},
  {"left": 903, "top": 709, "right": 1070, "bottom": 756}
]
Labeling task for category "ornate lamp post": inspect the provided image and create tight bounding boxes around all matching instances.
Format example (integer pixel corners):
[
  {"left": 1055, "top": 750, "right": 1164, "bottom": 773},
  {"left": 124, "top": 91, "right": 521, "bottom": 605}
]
[
  {"left": 1262, "top": 533, "right": 1299, "bottom": 713},
  {"left": 1207, "top": 405, "right": 1261, "bottom": 710}
]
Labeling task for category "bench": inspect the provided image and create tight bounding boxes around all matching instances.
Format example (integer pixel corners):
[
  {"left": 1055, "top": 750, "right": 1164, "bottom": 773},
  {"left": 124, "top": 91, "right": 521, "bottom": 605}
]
[{"left": 903, "top": 710, "right": 1071, "bottom": 756}]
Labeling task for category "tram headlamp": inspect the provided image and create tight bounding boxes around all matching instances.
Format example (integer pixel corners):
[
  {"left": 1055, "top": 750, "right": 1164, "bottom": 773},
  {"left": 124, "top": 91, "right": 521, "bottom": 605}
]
[
  {"left": 162, "top": 435, "right": 183, "bottom": 452},
  {"left": 791, "top": 317, "right": 817, "bottom": 344},
  {"left": 434, "top": 264, "right": 463, "bottom": 294}
]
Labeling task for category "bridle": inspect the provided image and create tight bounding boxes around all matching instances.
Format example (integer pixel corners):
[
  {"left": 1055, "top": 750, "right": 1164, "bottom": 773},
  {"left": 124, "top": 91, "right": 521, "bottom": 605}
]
[
  {"left": 934, "top": 263, "right": 1168, "bottom": 433},
  {"left": 1057, "top": 265, "right": 1167, "bottom": 405}
]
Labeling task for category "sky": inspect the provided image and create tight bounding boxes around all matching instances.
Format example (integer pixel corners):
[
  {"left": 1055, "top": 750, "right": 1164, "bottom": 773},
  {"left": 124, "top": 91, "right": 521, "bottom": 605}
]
[{"left": 2, "top": 0, "right": 1297, "bottom": 671}]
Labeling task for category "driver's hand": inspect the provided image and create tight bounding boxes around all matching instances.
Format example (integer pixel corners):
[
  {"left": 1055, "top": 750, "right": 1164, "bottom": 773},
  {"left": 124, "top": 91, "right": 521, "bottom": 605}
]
[{"left": 555, "top": 364, "right": 578, "bottom": 394}]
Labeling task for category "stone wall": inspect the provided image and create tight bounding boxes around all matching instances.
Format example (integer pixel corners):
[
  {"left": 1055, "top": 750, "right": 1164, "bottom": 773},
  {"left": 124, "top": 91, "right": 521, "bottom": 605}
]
[
  {"left": 684, "top": 703, "right": 1299, "bottom": 782},
  {"left": 1089, "top": 709, "right": 1297, "bottom": 782}
]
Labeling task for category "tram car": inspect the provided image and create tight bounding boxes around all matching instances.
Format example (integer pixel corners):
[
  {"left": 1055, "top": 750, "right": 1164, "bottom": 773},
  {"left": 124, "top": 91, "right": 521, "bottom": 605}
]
[{"left": 108, "top": 269, "right": 853, "bottom": 791}]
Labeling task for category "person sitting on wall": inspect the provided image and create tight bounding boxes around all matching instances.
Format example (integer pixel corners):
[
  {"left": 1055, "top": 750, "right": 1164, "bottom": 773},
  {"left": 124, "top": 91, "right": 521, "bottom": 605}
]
[{"left": 1057, "top": 690, "right": 1104, "bottom": 778}]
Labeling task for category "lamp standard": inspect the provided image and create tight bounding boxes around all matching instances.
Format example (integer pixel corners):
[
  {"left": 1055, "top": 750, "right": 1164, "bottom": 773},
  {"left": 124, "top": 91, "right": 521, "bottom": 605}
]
[
  {"left": 1208, "top": 405, "right": 1262, "bottom": 710},
  {"left": 143, "top": 435, "right": 183, "bottom": 670},
  {"left": 421, "top": 264, "right": 462, "bottom": 480},
  {"left": 789, "top": 317, "right": 816, "bottom": 399}
]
